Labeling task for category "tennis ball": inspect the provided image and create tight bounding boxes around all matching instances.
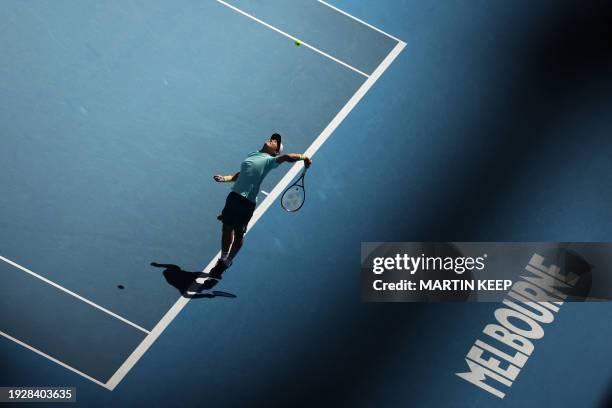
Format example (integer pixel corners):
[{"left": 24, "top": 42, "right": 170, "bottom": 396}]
[{"left": 294, "top": 40, "right": 301, "bottom": 46}]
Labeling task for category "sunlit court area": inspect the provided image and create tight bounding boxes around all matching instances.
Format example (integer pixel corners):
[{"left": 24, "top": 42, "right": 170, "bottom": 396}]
[
  {"left": 1, "top": 0, "right": 404, "bottom": 394},
  {"left": 2, "top": 1, "right": 612, "bottom": 407}
]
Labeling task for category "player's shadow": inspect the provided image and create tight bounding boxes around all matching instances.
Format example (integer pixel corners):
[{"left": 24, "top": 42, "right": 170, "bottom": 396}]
[{"left": 150, "top": 262, "right": 236, "bottom": 299}]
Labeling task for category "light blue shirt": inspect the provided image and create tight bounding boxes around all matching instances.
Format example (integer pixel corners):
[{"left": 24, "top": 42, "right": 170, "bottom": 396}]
[{"left": 231, "top": 151, "right": 280, "bottom": 203}]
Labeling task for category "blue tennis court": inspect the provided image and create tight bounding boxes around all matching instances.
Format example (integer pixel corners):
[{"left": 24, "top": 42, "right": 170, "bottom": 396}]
[
  {"left": 3, "top": 1, "right": 612, "bottom": 407},
  {"left": 1, "top": 0, "right": 404, "bottom": 391}
]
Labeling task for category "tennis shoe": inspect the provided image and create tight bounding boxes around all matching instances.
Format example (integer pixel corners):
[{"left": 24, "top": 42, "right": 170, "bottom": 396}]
[{"left": 209, "top": 258, "right": 232, "bottom": 279}]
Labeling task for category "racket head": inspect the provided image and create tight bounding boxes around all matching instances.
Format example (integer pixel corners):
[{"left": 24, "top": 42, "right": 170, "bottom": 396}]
[{"left": 281, "top": 185, "right": 305, "bottom": 212}]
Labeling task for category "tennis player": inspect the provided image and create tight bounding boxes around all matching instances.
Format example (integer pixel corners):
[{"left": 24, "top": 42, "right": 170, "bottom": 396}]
[{"left": 210, "top": 133, "right": 311, "bottom": 278}]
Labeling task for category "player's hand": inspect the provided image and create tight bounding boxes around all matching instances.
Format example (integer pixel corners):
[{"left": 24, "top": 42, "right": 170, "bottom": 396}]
[
  {"left": 213, "top": 175, "right": 224, "bottom": 182},
  {"left": 304, "top": 157, "right": 312, "bottom": 168}
]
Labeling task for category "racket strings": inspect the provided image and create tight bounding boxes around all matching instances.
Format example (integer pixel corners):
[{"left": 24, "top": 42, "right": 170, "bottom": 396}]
[{"left": 282, "top": 186, "right": 305, "bottom": 211}]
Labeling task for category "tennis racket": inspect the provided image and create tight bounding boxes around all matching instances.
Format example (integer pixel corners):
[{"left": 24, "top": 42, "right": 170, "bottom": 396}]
[{"left": 281, "top": 167, "right": 307, "bottom": 212}]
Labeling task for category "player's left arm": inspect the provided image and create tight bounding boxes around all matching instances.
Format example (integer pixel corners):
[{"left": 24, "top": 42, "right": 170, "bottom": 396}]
[
  {"left": 275, "top": 154, "right": 312, "bottom": 168},
  {"left": 213, "top": 172, "right": 240, "bottom": 182}
]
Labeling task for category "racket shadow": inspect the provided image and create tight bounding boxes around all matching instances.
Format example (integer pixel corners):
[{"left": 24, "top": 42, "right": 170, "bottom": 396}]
[{"left": 150, "top": 262, "right": 237, "bottom": 299}]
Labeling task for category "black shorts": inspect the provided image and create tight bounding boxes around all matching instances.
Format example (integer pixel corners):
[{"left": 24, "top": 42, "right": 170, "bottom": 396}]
[{"left": 217, "top": 192, "right": 256, "bottom": 234}]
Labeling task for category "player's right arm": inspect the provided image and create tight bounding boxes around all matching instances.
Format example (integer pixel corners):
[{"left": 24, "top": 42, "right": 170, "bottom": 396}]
[
  {"left": 275, "top": 154, "right": 312, "bottom": 168},
  {"left": 213, "top": 172, "right": 240, "bottom": 182}
]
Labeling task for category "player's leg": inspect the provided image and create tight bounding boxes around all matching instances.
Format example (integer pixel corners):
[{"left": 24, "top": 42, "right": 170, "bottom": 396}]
[
  {"left": 213, "top": 192, "right": 254, "bottom": 275},
  {"left": 211, "top": 193, "right": 237, "bottom": 278},
  {"left": 221, "top": 224, "right": 234, "bottom": 261},
  {"left": 209, "top": 229, "right": 241, "bottom": 280},
  {"left": 223, "top": 192, "right": 253, "bottom": 267},
  {"left": 208, "top": 225, "right": 233, "bottom": 280},
  {"left": 228, "top": 230, "right": 244, "bottom": 260}
]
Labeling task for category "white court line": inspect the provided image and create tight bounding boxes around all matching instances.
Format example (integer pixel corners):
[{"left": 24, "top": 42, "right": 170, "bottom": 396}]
[
  {"left": 216, "top": 0, "right": 370, "bottom": 78},
  {"left": 0, "top": 256, "right": 150, "bottom": 334},
  {"left": 0, "top": 330, "right": 108, "bottom": 388},
  {"left": 105, "top": 254, "right": 221, "bottom": 390},
  {"left": 105, "top": 39, "right": 406, "bottom": 391},
  {"left": 316, "top": 0, "right": 402, "bottom": 43},
  {"left": 3, "top": 3, "right": 406, "bottom": 390},
  {"left": 261, "top": 190, "right": 270, "bottom": 196}
]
